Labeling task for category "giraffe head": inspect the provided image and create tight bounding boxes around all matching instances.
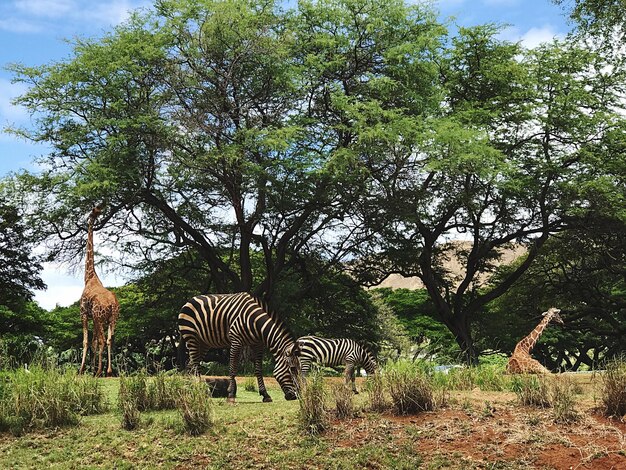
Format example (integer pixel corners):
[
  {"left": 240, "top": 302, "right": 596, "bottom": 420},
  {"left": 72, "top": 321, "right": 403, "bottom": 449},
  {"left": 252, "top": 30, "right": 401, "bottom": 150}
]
[
  {"left": 543, "top": 307, "right": 564, "bottom": 325},
  {"left": 91, "top": 206, "right": 102, "bottom": 218}
]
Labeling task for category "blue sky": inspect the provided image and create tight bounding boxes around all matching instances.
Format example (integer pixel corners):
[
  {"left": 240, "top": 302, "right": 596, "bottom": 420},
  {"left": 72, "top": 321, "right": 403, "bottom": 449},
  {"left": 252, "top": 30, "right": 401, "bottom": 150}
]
[{"left": 0, "top": 0, "right": 571, "bottom": 309}]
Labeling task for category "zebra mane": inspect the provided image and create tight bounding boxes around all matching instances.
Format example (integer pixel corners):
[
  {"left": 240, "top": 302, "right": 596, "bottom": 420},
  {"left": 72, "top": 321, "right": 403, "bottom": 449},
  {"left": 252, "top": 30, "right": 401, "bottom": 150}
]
[{"left": 253, "top": 295, "right": 284, "bottom": 322}]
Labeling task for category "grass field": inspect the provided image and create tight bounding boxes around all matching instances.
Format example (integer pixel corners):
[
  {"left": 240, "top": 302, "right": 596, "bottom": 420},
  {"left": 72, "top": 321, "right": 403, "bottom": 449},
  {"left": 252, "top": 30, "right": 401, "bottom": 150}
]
[{"left": 0, "top": 373, "right": 624, "bottom": 469}]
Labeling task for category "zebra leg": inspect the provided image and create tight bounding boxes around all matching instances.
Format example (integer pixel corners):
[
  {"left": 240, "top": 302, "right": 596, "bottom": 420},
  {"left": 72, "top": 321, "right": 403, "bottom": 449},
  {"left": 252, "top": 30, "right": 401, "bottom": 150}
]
[
  {"left": 253, "top": 346, "right": 272, "bottom": 403},
  {"left": 345, "top": 363, "right": 358, "bottom": 394},
  {"left": 186, "top": 338, "right": 204, "bottom": 375},
  {"left": 227, "top": 341, "right": 243, "bottom": 403}
]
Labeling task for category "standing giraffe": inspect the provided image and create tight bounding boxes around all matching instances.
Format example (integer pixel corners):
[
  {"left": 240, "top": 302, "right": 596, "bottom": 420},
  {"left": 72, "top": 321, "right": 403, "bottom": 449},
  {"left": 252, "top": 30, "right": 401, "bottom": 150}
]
[
  {"left": 78, "top": 206, "right": 120, "bottom": 377},
  {"left": 506, "top": 307, "right": 564, "bottom": 374}
]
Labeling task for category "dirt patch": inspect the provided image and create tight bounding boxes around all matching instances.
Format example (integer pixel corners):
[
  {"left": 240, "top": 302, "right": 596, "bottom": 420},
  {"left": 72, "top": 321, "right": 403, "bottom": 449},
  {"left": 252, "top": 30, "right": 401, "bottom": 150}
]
[{"left": 326, "top": 390, "right": 626, "bottom": 469}]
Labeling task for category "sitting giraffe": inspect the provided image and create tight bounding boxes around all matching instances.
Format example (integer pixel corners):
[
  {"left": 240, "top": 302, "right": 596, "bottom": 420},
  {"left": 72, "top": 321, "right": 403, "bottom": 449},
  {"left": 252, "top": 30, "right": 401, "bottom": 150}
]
[
  {"left": 78, "top": 207, "right": 120, "bottom": 377},
  {"left": 506, "top": 307, "right": 564, "bottom": 374}
]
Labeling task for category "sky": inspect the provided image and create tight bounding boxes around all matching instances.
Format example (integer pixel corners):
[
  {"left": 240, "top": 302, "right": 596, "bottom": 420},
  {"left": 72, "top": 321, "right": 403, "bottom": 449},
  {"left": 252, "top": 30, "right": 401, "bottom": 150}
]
[{"left": 0, "top": 0, "right": 572, "bottom": 310}]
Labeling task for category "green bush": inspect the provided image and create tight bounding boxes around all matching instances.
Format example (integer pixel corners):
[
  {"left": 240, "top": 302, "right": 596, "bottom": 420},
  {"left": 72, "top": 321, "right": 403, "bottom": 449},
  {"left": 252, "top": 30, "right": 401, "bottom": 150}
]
[
  {"left": 243, "top": 376, "right": 256, "bottom": 393},
  {"left": 147, "top": 372, "right": 185, "bottom": 410}
]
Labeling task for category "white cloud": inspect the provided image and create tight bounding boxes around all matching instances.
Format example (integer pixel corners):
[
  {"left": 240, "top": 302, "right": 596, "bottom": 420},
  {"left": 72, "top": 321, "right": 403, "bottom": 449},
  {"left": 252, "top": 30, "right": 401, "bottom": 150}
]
[
  {"left": 0, "top": 18, "right": 42, "bottom": 33},
  {"left": 1, "top": 0, "right": 150, "bottom": 35},
  {"left": 483, "top": 0, "right": 519, "bottom": 6},
  {"left": 34, "top": 261, "right": 125, "bottom": 310},
  {"left": 499, "top": 25, "right": 563, "bottom": 49},
  {"left": 0, "top": 78, "right": 29, "bottom": 123},
  {"left": 15, "top": 0, "right": 74, "bottom": 19},
  {"left": 520, "top": 25, "right": 562, "bottom": 48}
]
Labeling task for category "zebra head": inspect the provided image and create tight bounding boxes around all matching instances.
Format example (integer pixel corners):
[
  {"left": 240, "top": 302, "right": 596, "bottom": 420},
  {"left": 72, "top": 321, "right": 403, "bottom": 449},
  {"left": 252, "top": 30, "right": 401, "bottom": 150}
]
[
  {"left": 274, "top": 344, "right": 300, "bottom": 400},
  {"left": 361, "top": 347, "right": 378, "bottom": 376}
]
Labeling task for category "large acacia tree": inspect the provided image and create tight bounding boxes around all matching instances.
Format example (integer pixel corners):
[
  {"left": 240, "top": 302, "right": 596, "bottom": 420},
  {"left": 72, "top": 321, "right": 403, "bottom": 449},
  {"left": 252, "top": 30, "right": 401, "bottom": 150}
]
[{"left": 8, "top": 0, "right": 443, "bottom": 303}]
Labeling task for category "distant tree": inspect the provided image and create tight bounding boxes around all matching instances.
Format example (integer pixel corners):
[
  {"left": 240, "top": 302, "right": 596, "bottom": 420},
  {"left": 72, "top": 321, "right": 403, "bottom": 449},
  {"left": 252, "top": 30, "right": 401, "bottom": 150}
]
[
  {"left": 480, "top": 215, "right": 626, "bottom": 370},
  {"left": 350, "top": 27, "right": 626, "bottom": 363},
  {"left": 0, "top": 201, "right": 46, "bottom": 310}
]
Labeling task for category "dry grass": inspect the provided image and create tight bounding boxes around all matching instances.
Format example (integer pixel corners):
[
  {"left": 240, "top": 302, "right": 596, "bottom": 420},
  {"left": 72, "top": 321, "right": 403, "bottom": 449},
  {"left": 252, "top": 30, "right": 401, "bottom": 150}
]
[
  {"left": 331, "top": 383, "right": 355, "bottom": 419},
  {"left": 601, "top": 359, "right": 626, "bottom": 418}
]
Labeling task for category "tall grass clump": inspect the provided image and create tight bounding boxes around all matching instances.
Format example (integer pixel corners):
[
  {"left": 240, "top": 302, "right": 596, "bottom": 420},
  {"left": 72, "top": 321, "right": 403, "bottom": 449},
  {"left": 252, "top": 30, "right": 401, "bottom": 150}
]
[
  {"left": 118, "top": 374, "right": 143, "bottom": 430},
  {"left": 601, "top": 358, "right": 626, "bottom": 418},
  {"left": 331, "top": 383, "right": 354, "bottom": 419},
  {"left": 178, "top": 378, "right": 214, "bottom": 436},
  {"left": 0, "top": 366, "right": 106, "bottom": 435},
  {"left": 366, "top": 372, "right": 388, "bottom": 412},
  {"left": 551, "top": 376, "right": 579, "bottom": 423},
  {"left": 298, "top": 371, "right": 328, "bottom": 435},
  {"left": 243, "top": 376, "right": 256, "bottom": 392},
  {"left": 386, "top": 360, "right": 435, "bottom": 415},
  {"left": 511, "top": 375, "right": 551, "bottom": 408},
  {"left": 147, "top": 372, "right": 185, "bottom": 410}
]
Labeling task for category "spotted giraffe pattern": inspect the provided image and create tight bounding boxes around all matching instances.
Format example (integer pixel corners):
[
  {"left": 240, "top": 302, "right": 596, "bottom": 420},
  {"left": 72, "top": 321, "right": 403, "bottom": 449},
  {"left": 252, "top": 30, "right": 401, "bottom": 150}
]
[
  {"left": 506, "top": 307, "right": 563, "bottom": 374},
  {"left": 78, "top": 207, "right": 120, "bottom": 377}
]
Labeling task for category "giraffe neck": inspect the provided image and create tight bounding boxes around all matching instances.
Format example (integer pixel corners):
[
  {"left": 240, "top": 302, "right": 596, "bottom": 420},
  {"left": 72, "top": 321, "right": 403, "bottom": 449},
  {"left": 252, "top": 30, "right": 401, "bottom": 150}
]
[
  {"left": 84, "top": 212, "right": 99, "bottom": 283},
  {"left": 518, "top": 313, "right": 554, "bottom": 354}
]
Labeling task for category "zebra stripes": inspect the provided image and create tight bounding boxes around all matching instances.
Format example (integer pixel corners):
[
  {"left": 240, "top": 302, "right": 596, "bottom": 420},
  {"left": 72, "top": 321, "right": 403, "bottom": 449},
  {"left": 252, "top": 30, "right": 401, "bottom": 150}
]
[
  {"left": 289, "top": 335, "right": 377, "bottom": 393},
  {"left": 178, "top": 292, "right": 298, "bottom": 402}
]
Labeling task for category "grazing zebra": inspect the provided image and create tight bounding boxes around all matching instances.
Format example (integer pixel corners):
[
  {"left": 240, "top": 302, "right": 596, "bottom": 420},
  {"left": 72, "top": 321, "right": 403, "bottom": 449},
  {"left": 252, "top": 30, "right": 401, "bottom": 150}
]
[
  {"left": 288, "top": 336, "right": 377, "bottom": 393},
  {"left": 178, "top": 292, "right": 298, "bottom": 402}
]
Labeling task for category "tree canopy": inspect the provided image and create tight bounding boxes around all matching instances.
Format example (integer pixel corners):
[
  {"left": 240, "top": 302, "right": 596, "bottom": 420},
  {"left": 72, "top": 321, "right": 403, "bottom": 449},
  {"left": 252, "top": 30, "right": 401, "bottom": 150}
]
[{"left": 4, "top": 0, "right": 626, "bottom": 366}]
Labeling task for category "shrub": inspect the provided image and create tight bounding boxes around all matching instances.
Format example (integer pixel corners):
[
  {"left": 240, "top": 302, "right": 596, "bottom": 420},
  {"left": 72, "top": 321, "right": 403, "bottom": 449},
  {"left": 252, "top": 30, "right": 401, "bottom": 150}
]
[
  {"left": 551, "top": 376, "right": 579, "bottom": 423},
  {"left": 297, "top": 371, "right": 328, "bottom": 435},
  {"left": 386, "top": 361, "right": 435, "bottom": 415},
  {"left": 601, "top": 358, "right": 626, "bottom": 418},
  {"left": 332, "top": 383, "right": 354, "bottom": 419},
  {"left": 178, "top": 378, "right": 214, "bottom": 436},
  {"left": 511, "top": 375, "right": 551, "bottom": 408}
]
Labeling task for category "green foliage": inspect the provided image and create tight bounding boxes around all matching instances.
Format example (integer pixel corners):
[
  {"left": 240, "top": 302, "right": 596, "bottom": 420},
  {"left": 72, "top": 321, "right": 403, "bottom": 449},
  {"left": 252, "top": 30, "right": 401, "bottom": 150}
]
[
  {"left": 366, "top": 372, "right": 389, "bottom": 413},
  {"left": 551, "top": 377, "right": 580, "bottom": 423},
  {"left": 372, "top": 288, "right": 459, "bottom": 361},
  {"left": 0, "top": 201, "right": 46, "bottom": 311},
  {"left": 274, "top": 261, "right": 384, "bottom": 350}
]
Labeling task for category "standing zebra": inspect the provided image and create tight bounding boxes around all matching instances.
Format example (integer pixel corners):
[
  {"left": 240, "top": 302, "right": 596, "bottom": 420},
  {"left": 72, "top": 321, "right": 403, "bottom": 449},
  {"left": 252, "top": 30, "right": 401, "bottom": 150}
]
[
  {"left": 288, "top": 336, "right": 377, "bottom": 393},
  {"left": 178, "top": 292, "right": 298, "bottom": 402}
]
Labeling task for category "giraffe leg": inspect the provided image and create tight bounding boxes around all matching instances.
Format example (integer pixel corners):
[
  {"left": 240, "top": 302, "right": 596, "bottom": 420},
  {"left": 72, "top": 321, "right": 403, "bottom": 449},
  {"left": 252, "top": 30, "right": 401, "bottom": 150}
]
[
  {"left": 94, "top": 320, "right": 105, "bottom": 378},
  {"left": 106, "top": 322, "right": 114, "bottom": 377},
  {"left": 78, "top": 312, "right": 89, "bottom": 375},
  {"left": 227, "top": 341, "right": 243, "bottom": 403},
  {"left": 252, "top": 346, "right": 271, "bottom": 402}
]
